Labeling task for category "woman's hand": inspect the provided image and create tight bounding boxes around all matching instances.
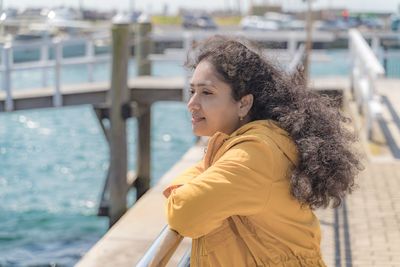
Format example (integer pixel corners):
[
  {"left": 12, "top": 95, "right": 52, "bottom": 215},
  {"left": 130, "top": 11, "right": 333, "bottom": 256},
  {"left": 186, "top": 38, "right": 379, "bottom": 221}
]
[{"left": 163, "top": 185, "right": 182, "bottom": 198}]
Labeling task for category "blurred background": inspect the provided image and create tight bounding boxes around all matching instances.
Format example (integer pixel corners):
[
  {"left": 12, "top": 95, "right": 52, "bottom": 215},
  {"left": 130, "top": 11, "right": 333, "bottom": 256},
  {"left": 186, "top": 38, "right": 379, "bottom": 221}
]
[{"left": 1, "top": 0, "right": 400, "bottom": 266}]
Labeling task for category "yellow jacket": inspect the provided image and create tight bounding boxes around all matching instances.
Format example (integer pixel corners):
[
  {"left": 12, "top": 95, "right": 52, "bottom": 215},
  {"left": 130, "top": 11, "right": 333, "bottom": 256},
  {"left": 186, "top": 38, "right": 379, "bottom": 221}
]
[{"left": 164, "top": 120, "right": 327, "bottom": 266}]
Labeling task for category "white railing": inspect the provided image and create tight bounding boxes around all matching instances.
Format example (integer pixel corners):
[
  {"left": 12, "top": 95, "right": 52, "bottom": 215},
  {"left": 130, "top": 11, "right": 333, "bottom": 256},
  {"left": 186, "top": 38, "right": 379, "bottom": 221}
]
[
  {"left": 379, "top": 50, "right": 400, "bottom": 77},
  {"left": 287, "top": 43, "right": 306, "bottom": 75},
  {"left": 0, "top": 33, "right": 111, "bottom": 111},
  {"left": 349, "top": 29, "right": 385, "bottom": 140},
  {"left": 136, "top": 226, "right": 189, "bottom": 267}
]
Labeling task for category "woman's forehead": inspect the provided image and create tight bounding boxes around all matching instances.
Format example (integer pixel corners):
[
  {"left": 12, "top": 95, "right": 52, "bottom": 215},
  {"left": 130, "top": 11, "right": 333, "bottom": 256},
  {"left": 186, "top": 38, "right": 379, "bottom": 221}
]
[{"left": 191, "top": 61, "right": 220, "bottom": 83}]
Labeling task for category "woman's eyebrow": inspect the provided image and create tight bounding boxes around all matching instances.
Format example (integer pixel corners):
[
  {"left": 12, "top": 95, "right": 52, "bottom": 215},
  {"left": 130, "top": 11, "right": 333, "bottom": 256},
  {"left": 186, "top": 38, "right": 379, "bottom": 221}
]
[{"left": 189, "top": 81, "right": 216, "bottom": 88}]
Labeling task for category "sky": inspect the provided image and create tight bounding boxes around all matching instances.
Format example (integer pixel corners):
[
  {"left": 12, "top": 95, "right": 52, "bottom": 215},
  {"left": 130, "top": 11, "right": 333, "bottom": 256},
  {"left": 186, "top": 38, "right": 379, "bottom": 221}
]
[{"left": 2, "top": 0, "right": 400, "bottom": 14}]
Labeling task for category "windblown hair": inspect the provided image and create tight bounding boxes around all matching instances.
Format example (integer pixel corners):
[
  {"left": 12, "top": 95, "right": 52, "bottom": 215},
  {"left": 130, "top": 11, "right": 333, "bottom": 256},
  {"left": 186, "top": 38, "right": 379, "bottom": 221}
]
[{"left": 186, "top": 35, "right": 363, "bottom": 209}]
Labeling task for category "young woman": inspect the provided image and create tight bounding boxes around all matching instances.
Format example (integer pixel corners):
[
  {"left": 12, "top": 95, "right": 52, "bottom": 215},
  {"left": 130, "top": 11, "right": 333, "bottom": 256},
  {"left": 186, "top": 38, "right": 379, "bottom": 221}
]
[{"left": 163, "top": 35, "right": 363, "bottom": 266}]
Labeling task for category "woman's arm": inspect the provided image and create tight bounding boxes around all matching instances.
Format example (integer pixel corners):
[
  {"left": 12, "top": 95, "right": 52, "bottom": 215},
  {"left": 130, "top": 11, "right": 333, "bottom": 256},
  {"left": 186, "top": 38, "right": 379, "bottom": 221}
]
[
  {"left": 163, "top": 160, "right": 204, "bottom": 198},
  {"left": 166, "top": 141, "right": 274, "bottom": 239}
]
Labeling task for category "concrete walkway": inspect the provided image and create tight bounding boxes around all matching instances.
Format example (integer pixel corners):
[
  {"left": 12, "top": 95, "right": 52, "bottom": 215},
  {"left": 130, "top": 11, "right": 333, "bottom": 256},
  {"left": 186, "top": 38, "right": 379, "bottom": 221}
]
[
  {"left": 317, "top": 78, "right": 400, "bottom": 267},
  {"left": 317, "top": 161, "right": 400, "bottom": 267}
]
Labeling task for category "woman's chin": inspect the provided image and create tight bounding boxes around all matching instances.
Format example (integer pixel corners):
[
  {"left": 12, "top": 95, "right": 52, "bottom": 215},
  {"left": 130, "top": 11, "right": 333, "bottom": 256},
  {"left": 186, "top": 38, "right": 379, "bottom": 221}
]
[{"left": 192, "top": 127, "right": 212, "bottom": 137}]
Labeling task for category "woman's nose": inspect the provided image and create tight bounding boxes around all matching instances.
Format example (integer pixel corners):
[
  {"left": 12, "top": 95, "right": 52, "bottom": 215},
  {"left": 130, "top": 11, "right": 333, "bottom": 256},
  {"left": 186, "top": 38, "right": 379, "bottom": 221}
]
[{"left": 187, "top": 93, "right": 200, "bottom": 111}]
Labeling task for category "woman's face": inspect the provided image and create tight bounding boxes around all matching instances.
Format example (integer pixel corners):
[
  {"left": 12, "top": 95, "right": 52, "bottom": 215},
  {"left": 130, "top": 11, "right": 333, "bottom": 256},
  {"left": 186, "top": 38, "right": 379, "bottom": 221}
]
[{"left": 187, "top": 60, "right": 242, "bottom": 136}]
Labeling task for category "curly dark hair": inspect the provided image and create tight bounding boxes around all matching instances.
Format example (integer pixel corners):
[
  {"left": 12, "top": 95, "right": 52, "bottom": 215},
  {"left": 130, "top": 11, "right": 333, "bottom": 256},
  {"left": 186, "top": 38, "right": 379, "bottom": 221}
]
[{"left": 185, "top": 35, "right": 364, "bottom": 209}]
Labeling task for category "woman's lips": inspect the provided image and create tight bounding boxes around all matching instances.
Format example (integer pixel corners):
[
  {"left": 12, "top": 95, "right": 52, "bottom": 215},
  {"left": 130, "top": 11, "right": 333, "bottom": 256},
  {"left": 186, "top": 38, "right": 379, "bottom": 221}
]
[{"left": 191, "top": 116, "right": 205, "bottom": 123}]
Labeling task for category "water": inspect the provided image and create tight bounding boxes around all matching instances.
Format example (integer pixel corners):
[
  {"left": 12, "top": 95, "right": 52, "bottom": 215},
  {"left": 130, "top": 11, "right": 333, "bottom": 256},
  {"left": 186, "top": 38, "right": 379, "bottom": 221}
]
[
  {"left": 0, "top": 49, "right": 352, "bottom": 266},
  {"left": 0, "top": 103, "right": 196, "bottom": 266}
]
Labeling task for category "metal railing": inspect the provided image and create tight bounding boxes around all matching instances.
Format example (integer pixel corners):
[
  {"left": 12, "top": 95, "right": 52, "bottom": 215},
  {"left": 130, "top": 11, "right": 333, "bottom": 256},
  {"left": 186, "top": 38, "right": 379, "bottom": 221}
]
[
  {"left": 380, "top": 50, "right": 400, "bottom": 78},
  {"left": 287, "top": 43, "right": 306, "bottom": 75},
  {"left": 136, "top": 226, "right": 189, "bottom": 267},
  {"left": 349, "top": 29, "right": 385, "bottom": 140},
  {"left": 0, "top": 33, "right": 111, "bottom": 111},
  {"left": 1, "top": 27, "right": 355, "bottom": 113}
]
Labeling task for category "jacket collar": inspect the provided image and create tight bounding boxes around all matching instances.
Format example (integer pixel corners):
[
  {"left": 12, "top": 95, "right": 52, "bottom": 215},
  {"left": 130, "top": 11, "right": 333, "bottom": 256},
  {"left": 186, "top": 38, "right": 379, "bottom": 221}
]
[{"left": 208, "top": 120, "right": 298, "bottom": 166}]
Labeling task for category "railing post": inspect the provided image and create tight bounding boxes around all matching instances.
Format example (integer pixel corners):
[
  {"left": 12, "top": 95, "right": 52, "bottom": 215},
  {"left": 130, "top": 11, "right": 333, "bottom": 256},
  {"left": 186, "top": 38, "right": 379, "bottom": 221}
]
[
  {"left": 41, "top": 32, "right": 49, "bottom": 87},
  {"left": 287, "top": 34, "right": 297, "bottom": 57},
  {"left": 348, "top": 29, "right": 385, "bottom": 142},
  {"left": 135, "top": 16, "right": 152, "bottom": 76},
  {"left": 54, "top": 40, "right": 63, "bottom": 107},
  {"left": 86, "top": 38, "right": 95, "bottom": 82},
  {"left": 2, "top": 44, "right": 13, "bottom": 111},
  {"left": 287, "top": 44, "right": 306, "bottom": 75},
  {"left": 349, "top": 33, "right": 356, "bottom": 100},
  {"left": 371, "top": 35, "right": 380, "bottom": 57},
  {"left": 183, "top": 32, "right": 193, "bottom": 102},
  {"left": 108, "top": 21, "right": 130, "bottom": 226}
]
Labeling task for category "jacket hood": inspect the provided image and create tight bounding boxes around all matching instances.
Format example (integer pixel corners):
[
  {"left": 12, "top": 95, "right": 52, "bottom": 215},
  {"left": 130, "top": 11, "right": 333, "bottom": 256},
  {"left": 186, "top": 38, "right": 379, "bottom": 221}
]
[{"left": 227, "top": 120, "right": 298, "bottom": 166}]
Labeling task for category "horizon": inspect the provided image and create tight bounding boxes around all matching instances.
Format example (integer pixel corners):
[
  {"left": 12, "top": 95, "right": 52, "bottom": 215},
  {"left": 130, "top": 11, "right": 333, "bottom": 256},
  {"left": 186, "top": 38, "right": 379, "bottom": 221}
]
[{"left": 2, "top": 0, "right": 400, "bottom": 15}]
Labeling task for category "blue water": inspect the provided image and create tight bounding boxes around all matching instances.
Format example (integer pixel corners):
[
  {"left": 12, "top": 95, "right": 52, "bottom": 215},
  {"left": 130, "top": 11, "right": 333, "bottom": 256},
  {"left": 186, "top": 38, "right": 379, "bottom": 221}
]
[
  {"left": 0, "top": 103, "right": 195, "bottom": 266},
  {"left": 0, "top": 49, "right": 354, "bottom": 266}
]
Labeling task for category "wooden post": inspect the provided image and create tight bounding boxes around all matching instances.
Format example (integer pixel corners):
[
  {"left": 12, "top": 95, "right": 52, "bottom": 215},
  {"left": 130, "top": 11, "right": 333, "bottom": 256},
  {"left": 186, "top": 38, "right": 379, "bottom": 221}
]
[
  {"left": 134, "top": 17, "right": 152, "bottom": 199},
  {"left": 135, "top": 18, "right": 152, "bottom": 76},
  {"left": 136, "top": 103, "right": 151, "bottom": 199},
  {"left": 108, "top": 22, "right": 130, "bottom": 226}
]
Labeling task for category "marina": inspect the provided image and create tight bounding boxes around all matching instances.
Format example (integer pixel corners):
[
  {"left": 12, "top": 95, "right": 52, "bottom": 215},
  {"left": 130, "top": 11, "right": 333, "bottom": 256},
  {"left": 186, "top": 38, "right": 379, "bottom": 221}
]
[{"left": 1, "top": 7, "right": 400, "bottom": 266}]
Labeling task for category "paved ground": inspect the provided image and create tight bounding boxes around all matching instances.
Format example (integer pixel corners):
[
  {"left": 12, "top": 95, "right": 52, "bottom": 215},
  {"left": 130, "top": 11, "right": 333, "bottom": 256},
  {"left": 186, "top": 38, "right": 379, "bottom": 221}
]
[
  {"left": 317, "top": 162, "right": 400, "bottom": 267},
  {"left": 317, "top": 78, "right": 400, "bottom": 267}
]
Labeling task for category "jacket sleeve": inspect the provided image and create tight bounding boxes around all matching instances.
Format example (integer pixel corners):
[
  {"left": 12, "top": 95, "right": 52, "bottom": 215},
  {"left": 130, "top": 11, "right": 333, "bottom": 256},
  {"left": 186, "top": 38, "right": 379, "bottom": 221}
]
[
  {"left": 166, "top": 140, "right": 274, "bottom": 239},
  {"left": 163, "top": 160, "right": 204, "bottom": 198}
]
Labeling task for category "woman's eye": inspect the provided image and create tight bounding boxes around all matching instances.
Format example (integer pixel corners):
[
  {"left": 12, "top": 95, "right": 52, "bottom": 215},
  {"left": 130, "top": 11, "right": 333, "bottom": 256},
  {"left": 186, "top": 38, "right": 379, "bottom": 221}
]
[
  {"left": 203, "top": 91, "right": 212, "bottom": 95},
  {"left": 189, "top": 90, "right": 195, "bottom": 95}
]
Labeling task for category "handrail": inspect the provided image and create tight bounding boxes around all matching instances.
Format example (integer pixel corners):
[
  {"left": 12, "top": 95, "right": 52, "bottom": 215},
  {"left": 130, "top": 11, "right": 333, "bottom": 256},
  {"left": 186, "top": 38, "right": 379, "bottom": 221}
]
[
  {"left": 349, "top": 30, "right": 384, "bottom": 76},
  {"left": 287, "top": 43, "right": 306, "bottom": 75},
  {"left": 0, "top": 34, "right": 111, "bottom": 111},
  {"left": 349, "top": 29, "right": 385, "bottom": 140},
  {"left": 177, "top": 248, "right": 191, "bottom": 267},
  {"left": 136, "top": 226, "right": 184, "bottom": 267}
]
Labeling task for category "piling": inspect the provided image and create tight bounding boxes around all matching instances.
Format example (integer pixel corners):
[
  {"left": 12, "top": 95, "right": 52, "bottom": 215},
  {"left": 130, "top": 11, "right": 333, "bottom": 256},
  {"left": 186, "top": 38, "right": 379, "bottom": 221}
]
[
  {"left": 134, "top": 18, "right": 153, "bottom": 199},
  {"left": 135, "top": 17, "right": 152, "bottom": 76},
  {"left": 108, "top": 21, "right": 130, "bottom": 226}
]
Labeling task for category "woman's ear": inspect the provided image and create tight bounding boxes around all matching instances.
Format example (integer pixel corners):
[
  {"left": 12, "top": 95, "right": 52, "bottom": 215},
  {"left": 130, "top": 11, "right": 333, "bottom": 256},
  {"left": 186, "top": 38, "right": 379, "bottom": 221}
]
[{"left": 239, "top": 94, "right": 254, "bottom": 117}]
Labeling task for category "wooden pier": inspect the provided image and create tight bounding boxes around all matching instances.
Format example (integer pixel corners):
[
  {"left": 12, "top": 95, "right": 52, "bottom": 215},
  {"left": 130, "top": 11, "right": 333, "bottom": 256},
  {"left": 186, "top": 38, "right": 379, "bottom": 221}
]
[{"left": 0, "top": 77, "right": 183, "bottom": 112}]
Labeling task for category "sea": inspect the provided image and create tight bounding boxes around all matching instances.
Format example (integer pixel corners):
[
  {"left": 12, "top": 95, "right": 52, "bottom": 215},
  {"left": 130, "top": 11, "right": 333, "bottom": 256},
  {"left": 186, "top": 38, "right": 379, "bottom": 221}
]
[{"left": 0, "top": 46, "right": 398, "bottom": 266}]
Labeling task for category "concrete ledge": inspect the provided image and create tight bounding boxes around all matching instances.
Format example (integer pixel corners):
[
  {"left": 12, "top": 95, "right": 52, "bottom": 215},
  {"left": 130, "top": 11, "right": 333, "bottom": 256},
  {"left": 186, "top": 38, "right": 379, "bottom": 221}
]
[{"left": 76, "top": 143, "right": 204, "bottom": 267}]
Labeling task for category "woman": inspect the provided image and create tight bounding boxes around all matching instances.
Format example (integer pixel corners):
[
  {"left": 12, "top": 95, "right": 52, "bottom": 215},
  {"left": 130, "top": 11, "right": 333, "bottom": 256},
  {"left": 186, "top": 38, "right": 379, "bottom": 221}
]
[{"left": 163, "top": 36, "right": 363, "bottom": 266}]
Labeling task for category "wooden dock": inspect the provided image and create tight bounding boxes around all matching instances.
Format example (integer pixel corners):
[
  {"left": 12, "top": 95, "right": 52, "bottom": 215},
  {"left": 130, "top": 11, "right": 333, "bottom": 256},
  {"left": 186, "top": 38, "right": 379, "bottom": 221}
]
[
  {"left": 0, "top": 76, "right": 349, "bottom": 112},
  {"left": 0, "top": 76, "right": 184, "bottom": 112}
]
